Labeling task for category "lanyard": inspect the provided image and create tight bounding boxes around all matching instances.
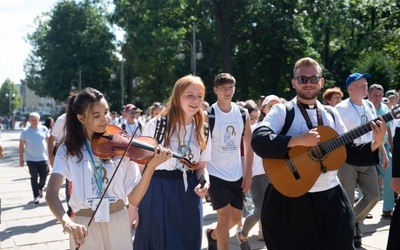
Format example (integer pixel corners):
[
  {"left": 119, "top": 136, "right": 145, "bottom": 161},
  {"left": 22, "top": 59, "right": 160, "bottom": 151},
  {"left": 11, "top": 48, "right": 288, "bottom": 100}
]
[
  {"left": 296, "top": 99, "right": 323, "bottom": 130},
  {"left": 85, "top": 141, "right": 104, "bottom": 197},
  {"left": 178, "top": 120, "right": 194, "bottom": 158},
  {"left": 349, "top": 99, "right": 367, "bottom": 124}
]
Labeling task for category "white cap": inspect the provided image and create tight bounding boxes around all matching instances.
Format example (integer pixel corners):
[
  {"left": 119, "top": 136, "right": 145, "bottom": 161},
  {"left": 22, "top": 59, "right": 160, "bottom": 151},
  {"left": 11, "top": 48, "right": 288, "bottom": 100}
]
[{"left": 262, "top": 95, "right": 280, "bottom": 107}]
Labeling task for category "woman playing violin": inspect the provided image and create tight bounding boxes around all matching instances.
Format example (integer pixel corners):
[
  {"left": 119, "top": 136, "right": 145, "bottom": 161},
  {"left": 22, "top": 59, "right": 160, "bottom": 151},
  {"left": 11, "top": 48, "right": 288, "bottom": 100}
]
[
  {"left": 45, "top": 87, "right": 172, "bottom": 249},
  {"left": 133, "top": 75, "right": 211, "bottom": 250}
]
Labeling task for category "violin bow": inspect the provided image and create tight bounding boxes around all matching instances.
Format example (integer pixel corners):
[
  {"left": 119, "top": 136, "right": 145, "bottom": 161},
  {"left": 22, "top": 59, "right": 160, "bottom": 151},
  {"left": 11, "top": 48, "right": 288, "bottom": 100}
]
[{"left": 75, "top": 127, "right": 138, "bottom": 250}]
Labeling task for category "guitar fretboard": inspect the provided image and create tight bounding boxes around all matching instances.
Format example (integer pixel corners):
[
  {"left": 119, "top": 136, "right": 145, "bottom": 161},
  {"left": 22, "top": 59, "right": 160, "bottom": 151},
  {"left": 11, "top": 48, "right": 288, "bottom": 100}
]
[{"left": 320, "top": 111, "right": 394, "bottom": 153}]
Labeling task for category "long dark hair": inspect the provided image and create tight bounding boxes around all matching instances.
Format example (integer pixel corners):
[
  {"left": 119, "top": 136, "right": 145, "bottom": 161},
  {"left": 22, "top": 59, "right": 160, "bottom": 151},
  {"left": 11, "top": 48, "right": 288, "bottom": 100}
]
[
  {"left": 43, "top": 117, "right": 54, "bottom": 130},
  {"left": 64, "top": 87, "right": 104, "bottom": 160}
]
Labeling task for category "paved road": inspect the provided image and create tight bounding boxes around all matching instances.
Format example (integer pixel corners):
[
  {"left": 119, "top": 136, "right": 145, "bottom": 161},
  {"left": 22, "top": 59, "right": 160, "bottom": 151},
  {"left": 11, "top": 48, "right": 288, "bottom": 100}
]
[{"left": 0, "top": 128, "right": 391, "bottom": 249}]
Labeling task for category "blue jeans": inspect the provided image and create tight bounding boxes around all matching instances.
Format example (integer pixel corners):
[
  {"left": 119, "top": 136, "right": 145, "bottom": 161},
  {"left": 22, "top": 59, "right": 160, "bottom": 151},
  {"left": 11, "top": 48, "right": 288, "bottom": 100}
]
[{"left": 377, "top": 143, "right": 394, "bottom": 211}]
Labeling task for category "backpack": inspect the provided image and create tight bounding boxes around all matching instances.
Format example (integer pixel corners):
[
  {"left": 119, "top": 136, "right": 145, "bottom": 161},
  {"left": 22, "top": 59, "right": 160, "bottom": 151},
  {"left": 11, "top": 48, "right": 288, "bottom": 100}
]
[
  {"left": 205, "top": 105, "right": 247, "bottom": 138},
  {"left": 280, "top": 101, "right": 336, "bottom": 136}
]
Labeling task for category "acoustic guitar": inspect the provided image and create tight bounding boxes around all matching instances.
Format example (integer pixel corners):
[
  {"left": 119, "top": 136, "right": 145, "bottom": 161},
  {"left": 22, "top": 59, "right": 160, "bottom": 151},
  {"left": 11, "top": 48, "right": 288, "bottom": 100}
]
[{"left": 263, "top": 105, "right": 400, "bottom": 198}]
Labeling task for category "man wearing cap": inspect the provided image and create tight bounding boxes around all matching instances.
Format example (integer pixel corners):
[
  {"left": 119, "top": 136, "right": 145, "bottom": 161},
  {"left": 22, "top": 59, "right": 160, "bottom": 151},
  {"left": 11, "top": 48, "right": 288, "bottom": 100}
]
[
  {"left": 336, "top": 73, "right": 388, "bottom": 247},
  {"left": 386, "top": 89, "right": 399, "bottom": 108},
  {"left": 120, "top": 103, "right": 144, "bottom": 137}
]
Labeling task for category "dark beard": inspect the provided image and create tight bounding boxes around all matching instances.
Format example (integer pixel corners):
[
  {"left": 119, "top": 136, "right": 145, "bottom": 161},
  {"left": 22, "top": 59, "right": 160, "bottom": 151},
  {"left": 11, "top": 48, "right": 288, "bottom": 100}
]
[{"left": 297, "top": 91, "right": 319, "bottom": 100}]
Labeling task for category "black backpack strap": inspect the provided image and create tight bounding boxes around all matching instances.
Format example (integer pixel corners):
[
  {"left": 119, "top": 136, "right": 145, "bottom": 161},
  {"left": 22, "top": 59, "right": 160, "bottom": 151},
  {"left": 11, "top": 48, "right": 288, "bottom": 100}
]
[
  {"left": 200, "top": 123, "right": 210, "bottom": 154},
  {"left": 203, "top": 123, "right": 209, "bottom": 142},
  {"left": 121, "top": 123, "right": 126, "bottom": 131},
  {"left": 280, "top": 101, "right": 295, "bottom": 136},
  {"left": 238, "top": 106, "right": 247, "bottom": 135},
  {"left": 205, "top": 106, "right": 215, "bottom": 138},
  {"left": 154, "top": 116, "right": 167, "bottom": 144},
  {"left": 324, "top": 105, "right": 336, "bottom": 124}
]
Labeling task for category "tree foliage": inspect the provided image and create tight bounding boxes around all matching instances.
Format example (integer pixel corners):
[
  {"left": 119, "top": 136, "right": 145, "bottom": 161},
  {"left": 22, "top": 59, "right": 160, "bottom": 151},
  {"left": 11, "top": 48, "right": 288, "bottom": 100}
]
[
  {"left": 25, "top": 0, "right": 120, "bottom": 109},
  {"left": 25, "top": 0, "right": 400, "bottom": 109},
  {"left": 0, "top": 79, "right": 23, "bottom": 116}
]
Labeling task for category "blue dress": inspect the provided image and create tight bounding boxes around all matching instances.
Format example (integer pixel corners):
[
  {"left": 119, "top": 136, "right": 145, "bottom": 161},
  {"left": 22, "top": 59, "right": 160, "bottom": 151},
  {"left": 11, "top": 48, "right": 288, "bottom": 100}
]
[{"left": 133, "top": 170, "right": 203, "bottom": 250}]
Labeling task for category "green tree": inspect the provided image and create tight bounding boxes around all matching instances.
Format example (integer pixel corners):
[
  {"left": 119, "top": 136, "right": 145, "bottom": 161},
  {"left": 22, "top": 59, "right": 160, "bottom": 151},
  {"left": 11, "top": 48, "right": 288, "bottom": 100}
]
[
  {"left": 0, "top": 79, "right": 23, "bottom": 116},
  {"left": 25, "top": 0, "right": 119, "bottom": 108}
]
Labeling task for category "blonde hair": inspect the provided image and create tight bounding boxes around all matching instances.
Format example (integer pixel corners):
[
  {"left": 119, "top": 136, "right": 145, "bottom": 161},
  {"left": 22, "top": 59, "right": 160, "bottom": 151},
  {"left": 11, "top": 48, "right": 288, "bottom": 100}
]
[{"left": 293, "top": 57, "right": 322, "bottom": 78}]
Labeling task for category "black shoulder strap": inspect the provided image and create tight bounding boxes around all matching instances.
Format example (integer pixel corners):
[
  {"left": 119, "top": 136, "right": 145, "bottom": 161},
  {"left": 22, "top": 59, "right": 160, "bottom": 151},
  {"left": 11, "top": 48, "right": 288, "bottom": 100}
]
[
  {"left": 280, "top": 102, "right": 337, "bottom": 135},
  {"left": 238, "top": 106, "right": 247, "bottom": 126},
  {"left": 205, "top": 106, "right": 215, "bottom": 138},
  {"left": 203, "top": 122, "right": 209, "bottom": 142},
  {"left": 238, "top": 106, "right": 247, "bottom": 135},
  {"left": 154, "top": 116, "right": 167, "bottom": 144},
  {"left": 324, "top": 105, "right": 336, "bottom": 124},
  {"left": 201, "top": 122, "right": 210, "bottom": 154},
  {"left": 281, "top": 101, "right": 294, "bottom": 136},
  {"left": 121, "top": 123, "right": 126, "bottom": 131}
]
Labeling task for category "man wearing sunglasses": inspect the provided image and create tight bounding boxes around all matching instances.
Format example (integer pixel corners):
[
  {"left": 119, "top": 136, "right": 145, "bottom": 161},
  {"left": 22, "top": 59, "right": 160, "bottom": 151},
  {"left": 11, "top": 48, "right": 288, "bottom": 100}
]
[{"left": 252, "top": 57, "right": 386, "bottom": 250}]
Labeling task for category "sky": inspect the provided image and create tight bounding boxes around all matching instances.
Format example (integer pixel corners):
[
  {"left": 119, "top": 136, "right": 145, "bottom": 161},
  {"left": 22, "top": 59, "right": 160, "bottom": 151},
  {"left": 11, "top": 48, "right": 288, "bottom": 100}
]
[{"left": 0, "top": 0, "right": 60, "bottom": 85}]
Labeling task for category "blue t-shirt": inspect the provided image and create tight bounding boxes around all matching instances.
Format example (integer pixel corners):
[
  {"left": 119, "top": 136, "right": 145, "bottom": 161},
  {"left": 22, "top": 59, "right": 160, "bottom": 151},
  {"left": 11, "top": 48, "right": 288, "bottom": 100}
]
[{"left": 20, "top": 125, "right": 49, "bottom": 161}]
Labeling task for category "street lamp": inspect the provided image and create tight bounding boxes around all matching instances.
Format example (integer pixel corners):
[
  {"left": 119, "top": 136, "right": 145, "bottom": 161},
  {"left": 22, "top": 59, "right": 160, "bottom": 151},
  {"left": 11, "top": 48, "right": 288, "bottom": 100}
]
[
  {"left": 177, "top": 23, "right": 203, "bottom": 75},
  {"left": 5, "top": 90, "right": 15, "bottom": 117},
  {"left": 110, "top": 61, "right": 125, "bottom": 106},
  {"left": 71, "top": 70, "right": 82, "bottom": 91}
]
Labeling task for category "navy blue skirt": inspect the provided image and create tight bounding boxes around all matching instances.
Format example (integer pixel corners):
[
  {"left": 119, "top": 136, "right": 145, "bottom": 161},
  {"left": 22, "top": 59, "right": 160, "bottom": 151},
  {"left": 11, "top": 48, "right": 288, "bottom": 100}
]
[{"left": 133, "top": 170, "right": 203, "bottom": 250}]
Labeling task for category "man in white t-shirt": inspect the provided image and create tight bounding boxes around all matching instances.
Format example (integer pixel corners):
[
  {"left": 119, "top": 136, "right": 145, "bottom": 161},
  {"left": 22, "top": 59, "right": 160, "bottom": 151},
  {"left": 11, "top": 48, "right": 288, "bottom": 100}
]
[
  {"left": 336, "top": 73, "right": 388, "bottom": 247},
  {"left": 204, "top": 73, "right": 253, "bottom": 250},
  {"left": 120, "top": 104, "right": 143, "bottom": 137}
]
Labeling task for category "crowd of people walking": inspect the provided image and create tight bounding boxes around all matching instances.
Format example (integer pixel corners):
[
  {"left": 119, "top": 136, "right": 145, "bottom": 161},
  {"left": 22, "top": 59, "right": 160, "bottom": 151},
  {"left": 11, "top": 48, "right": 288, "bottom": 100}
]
[{"left": 11, "top": 57, "right": 400, "bottom": 249}]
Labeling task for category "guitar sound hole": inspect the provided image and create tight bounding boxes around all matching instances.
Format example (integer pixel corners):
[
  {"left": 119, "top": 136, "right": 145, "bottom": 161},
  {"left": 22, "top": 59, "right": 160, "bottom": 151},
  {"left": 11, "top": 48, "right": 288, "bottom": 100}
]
[{"left": 310, "top": 146, "right": 326, "bottom": 160}]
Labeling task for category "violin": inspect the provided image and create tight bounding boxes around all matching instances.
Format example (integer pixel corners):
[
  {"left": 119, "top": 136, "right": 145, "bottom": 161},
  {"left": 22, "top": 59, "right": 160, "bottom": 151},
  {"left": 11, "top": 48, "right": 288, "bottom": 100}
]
[{"left": 91, "top": 125, "right": 199, "bottom": 170}]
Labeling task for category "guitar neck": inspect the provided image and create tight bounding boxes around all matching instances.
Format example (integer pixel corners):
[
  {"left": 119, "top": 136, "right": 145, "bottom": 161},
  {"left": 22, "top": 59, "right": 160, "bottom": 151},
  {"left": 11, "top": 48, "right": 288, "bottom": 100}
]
[{"left": 321, "top": 111, "right": 394, "bottom": 153}]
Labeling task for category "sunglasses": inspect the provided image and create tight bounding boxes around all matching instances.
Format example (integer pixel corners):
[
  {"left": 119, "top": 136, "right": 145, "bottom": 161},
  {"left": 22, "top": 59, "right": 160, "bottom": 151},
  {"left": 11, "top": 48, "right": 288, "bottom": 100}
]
[
  {"left": 296, "top": 76, "right": 321, "bottom": 84},
  {"left": 128, "top": 110, "right": 137, "bottom": 115}
]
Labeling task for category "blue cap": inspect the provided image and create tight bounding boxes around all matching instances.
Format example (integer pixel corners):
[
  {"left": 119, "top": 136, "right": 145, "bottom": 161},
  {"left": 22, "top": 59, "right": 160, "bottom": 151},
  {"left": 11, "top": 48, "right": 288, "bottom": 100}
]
[{"left": 345, "top": 73, "right": 370, "bottom": 88}]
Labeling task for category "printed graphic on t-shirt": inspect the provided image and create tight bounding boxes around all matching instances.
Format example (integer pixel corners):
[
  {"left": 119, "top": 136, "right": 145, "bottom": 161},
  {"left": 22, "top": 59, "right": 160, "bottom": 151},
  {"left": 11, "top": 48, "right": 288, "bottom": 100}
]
[
  {"left": 170, "top": 138, "right": 199, "bottom": 169},
  {"left": 219, "top": 122, "right": 239, "bottom": 153}
]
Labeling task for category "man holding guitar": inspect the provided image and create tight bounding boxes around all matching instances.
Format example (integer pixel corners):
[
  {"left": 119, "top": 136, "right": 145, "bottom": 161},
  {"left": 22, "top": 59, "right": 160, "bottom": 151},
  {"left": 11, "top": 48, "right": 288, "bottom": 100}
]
[{"left": 252, "top": 57, "right": 387, "bottom": 250}]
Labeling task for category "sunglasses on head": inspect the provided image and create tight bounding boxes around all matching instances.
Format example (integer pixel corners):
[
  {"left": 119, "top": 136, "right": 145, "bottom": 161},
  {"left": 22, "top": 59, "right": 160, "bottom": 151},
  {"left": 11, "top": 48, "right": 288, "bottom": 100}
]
[{"left": 296, "top": 75, "right": 321, "bottom": 84}]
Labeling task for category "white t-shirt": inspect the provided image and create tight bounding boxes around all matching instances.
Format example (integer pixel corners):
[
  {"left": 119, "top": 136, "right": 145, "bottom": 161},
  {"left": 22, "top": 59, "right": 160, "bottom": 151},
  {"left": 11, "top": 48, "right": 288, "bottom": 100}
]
[
  {"left": 109, "top": 117, "right": 120, "bottom": 126},
  {"left": 142, "top": 117, "right": 211, "bottom": 171},
  {"left": 207, "top": 103, "right": 247, "bottom": 181},
  {"left": 335, "top": 99, "right": 377, "bottom": 143},
  {"left": 51, "top": 113, "right": 66, "bottom": 144},
  {"left": 120, "top": 120, "right": 142, "bottom": 137},
  {"left": 52, "top": 143, "right": 141, "bottom": 212},
  {"left": 251, "top": 122, "right": 265, "bottom": 177},
  {"left": 261, "top": 97, "right": 345, "bottom": 193}
]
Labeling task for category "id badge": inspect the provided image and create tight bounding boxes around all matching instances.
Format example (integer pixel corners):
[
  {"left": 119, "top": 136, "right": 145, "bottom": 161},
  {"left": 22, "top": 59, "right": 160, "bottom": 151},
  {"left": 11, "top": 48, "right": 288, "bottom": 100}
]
[{"left": 92, "top": 198, "right": 110, "bottom": 222}]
